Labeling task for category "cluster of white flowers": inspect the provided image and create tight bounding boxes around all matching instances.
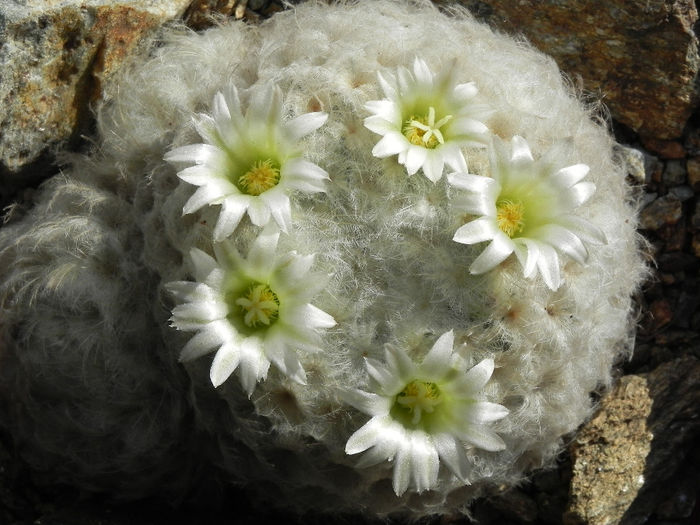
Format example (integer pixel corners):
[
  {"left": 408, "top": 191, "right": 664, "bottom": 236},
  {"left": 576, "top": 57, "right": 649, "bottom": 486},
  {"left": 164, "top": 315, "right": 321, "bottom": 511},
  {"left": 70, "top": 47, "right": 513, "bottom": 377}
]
[{"left": 164, "top": 56, "right": 604, "bottom": 496}]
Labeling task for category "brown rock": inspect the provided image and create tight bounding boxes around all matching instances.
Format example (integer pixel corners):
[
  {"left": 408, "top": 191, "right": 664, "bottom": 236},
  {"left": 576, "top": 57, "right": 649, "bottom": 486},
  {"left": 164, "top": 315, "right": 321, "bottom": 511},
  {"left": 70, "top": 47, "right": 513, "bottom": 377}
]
[
  {"left": 640, "top": 137, "right": 687, "bottom": 159},
  {"left": 646, "top": 298, "right": 674, "bottom": 332},
  {"left": 692, "top": 200, "right": 700, "bottom": 229},
  {"left": 565, "top": 357, "right": 700, "bottom": 525},
  {"left": 448, "top": 0, "right": 700, "bottom": 140},
  {"left": 639, "top": 195, "right": 683, "bottom": 230},
  {"left": 0, "top": 1, "right": 190, "bottom": 180},
  {"left": 687, "top": 156, "right": 700, "bottom": 190}
]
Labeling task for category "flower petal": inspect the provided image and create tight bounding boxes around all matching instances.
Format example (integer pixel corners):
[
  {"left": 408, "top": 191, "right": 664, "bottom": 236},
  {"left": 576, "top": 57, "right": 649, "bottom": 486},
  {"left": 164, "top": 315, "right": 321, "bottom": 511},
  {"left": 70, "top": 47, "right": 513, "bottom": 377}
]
[
  {"left": 261, "top": 190, "right": 292, "bottom": 233},
  {"left": 559, "top": 215, "right": 607, "bottom": 245},
  {"left": 453, "top": 358, "right": 495, "bottom": 395},
  {"left": 422, "top": 151, "right": 445, "bottom": 183},
  {"left": 453, "top": 82, "right": 478, "bottom": 101},
  {"left": 412, "top": 57, "right": 433, "bottom": 85},
  {"left": 266, "top": 337, "right": 307, "bottom": 385},
  {"left": 384, "top": 344, "right": 416, "bottom": 381},
  {"left": 447, "top": 172, "right": 499, "bottom": 198},
  {"left": 550, "top": 163, "right": 590, "bottom": 188},
  {"left": 465, "top": 401, "right": 509, "bottom": 424},
  {"left": 365, "top": 100, "right": 401, "bottom": 125},
  {"left": 513, "top": 238, "right": 540, "bottom": 278},
  {"left": 536, "top": 243, "right": 561, "bottom": 290},
  {"left": 433, "top": 433, "right": 469, "bottom": 482},
  {"left": 246, "top": 198, "right": 272, "bottom": 226},
  {"left": 410, "top": 433, "right": 439, "bottom": 493},
  {"left": 276, "top": 253, "right": 314, "bottom": 285},
  {"left": 284, "top": 111, "right": 328, "bottom": 142},
  {"left": 183, "top": 183, "right": 230, "bottom": 214},
  {"left": 453, "top": 217, "right": 499, "bottom": 245},
  {"left": 456, "top": 424, "right": 506, "bottom": 452},
  {"left": 171, "top": 300, "right": 227, "bottom": 324},
  {"left": 189, "top": 248, "right": 218, "bottom": 282},
  {"left": 392, "top": 442, "right": 412, "bottom": 496},
  {"left": 165, "top": 143, "right": 223, "bottom": 165},
  {"left": 365, "top": 357, "right": 405, "bottom": 395},
  {"left": 510, "top": 135, "right": 534, "bottom": 164},
  {"left": 469, "top": 234, "right": 515, "bottom": 274},
  {"left": 535, "top": 224, "right": 588, "bottom": 264},
  {"left": 235, "top": 337, "right": 270, "bottom": 395},
  {"left": 404, "top": 146, "right": 428, "bottom": 175},
  {"left": 372, "top": 131, "right": 407, "bottom": 158},
  {"left": 246, "top": 225, "right": 280, "bottom": 274},
  {"left": 179, "top": 324, "right": 226, "bottom": 362},
  {"left": 449, "top": 117, "right": 489, "bottom": 139},
  {"left": 285, "top": 303, "right": 336, "bottom": 330},
  {"left": 209, "top": 340, "right": 242, "bottom": 387},
  {"left": 420, "top": 330, "right": 454, "bottom": 378},
  {"left": 346, "top": 415, "right": 388, "bottom": 455},
  {"left": 213, "top": 196, "right": 249, "bottom": 241},
  {"left": 340, "top": 389, "right": 392, "bottom": 417},
  {"left": 563, "top": 181, "right": 597, "bottom": 208},
  {"left": 176, "top": 165, "right": 221, "bottom": 186}
]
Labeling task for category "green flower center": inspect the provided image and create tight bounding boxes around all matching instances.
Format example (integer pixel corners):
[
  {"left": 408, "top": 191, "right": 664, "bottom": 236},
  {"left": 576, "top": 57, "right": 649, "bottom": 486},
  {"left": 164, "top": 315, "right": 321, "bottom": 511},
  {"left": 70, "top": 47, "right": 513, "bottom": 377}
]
[
  {"left": 402, "top": 106, "right": 452, "bottom": 149},
  {"left": 237, "top": 159, "right": 281, "bottom": 196},
  {"left": 395, "top": 380, "right": 442, "bottom": 425},
  {"left": 234, "top": 283, "right": 280, "bottom": 328},
  {"left": 496, "top": 199, "right": 525, "bottom": 237}
]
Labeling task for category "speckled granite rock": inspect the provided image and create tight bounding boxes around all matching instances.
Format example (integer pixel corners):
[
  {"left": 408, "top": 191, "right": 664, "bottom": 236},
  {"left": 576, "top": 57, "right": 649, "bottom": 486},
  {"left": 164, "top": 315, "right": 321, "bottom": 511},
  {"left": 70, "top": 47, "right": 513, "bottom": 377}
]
[
  {"left": 447, "top": 0, "right": 699, "bottom": 140},
  {"left": 565, "top": 356, "right": 700, "bottom": 525},
  {"left": 0, "top": 0, "right": 190, "bottom": 182}
]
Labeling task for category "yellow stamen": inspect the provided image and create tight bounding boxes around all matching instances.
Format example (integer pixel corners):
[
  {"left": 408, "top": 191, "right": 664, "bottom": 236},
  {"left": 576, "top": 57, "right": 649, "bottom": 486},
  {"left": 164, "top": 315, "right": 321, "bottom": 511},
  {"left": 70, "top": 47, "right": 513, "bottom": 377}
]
[
  {"left": 396, "top": 380, "right": 441, "bottom": 425},
  {"left": 238, "top": 159, "right": 280, "bottom": 196},
  {"left": 402, "top": 106, "right": 451, "bottom": 149},
  {"left": 235, "top": 284, "right": 280, "bottom": 328},
  {"left": 496, "top": 200, "right": 525, "bottom": 237}
]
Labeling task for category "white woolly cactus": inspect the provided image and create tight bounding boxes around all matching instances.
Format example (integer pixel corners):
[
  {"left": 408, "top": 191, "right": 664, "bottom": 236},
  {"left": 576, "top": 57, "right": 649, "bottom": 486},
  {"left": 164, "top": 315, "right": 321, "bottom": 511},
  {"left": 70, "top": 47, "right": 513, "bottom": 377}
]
[{"left": 0, "top": 0, "right": 645, "bottom": 517}]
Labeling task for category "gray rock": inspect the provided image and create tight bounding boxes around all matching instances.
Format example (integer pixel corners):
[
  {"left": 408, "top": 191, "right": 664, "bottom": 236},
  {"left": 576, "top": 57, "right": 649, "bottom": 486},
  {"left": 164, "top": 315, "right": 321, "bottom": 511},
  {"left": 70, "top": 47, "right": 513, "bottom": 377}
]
[
  {"left": 662, "top": 159, "right": 687, "bottom": 185},
  {"left": 615, "top": 144, "right": 647, "bottom": 184},
  {"left": 668, "top": 184, "right": 694, "bottom": 201},
  {"left": 448, "top": 0, "right": 700, "bottom": 140},
  {"left": 564, "top": 357, "right": 700, "bottom": 525},
  {"left": 0, "top": 0, "right": 191, "bottom": 182}
]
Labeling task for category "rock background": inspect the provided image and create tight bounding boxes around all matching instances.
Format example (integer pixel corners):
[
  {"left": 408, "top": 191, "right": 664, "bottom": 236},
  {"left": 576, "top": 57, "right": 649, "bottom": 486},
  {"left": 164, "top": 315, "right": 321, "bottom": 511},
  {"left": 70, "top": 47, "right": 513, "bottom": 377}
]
[{"left": 0, "top": 1, "right": 698, "bottom": 524}]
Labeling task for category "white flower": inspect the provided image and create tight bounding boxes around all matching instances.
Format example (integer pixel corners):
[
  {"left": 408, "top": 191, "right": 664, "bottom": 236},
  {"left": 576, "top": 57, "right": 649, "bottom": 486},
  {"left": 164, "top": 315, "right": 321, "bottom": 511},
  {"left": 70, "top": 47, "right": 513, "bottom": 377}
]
[
  {"left": 166, "top": 227, "right": 336, "bottom": 394},
  {"left": 343, "top": 331, "right": 508, "bottom": 496},
  {"left": 449, "top": 136, "right": 606, "bottom": 290},
  {"left": 364, "top": 57, "right": 490, "bottom": 182},
  {"left": 164, "top": 84, "right": 329, "bottom": 241}
]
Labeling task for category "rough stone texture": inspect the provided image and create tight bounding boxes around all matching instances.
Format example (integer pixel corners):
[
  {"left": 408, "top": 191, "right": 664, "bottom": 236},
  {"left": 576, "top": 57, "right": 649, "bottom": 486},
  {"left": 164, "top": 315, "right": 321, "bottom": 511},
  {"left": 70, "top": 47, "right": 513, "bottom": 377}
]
[
  {"left": 0, "top": 0, "right": 191, "bottom": 183},
  {"left": 447, "top": 0, "right": 700, "bottom": 140},
  {"left": 184, "top": 0, "right": 277, "bottom": 27},
  {"left": 639, "top": 194, "right": 683, "bottom": 230},
  {"left": 687, "top": 156, "right": 700, "bottom": 190},
  {"left": 563, "top": 375, "right": 652, "bottom": 525},
  {"left": 565, "top": 357, "right": 700, "bottom": 525}
]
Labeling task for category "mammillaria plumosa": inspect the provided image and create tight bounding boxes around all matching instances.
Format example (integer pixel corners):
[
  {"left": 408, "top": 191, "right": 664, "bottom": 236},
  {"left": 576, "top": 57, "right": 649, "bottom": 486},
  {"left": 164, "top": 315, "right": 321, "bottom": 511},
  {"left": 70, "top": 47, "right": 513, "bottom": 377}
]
[{"left": 0, "top": 0, "right": 645, "bottom": 517}]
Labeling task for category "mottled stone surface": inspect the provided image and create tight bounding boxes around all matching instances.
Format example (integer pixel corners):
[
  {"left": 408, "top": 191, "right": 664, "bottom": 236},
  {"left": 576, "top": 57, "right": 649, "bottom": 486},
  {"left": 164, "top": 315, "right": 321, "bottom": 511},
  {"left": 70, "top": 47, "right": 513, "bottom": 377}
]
[
  {"left": 0, "top": 0, "right": 190, "bottom": 182},
  {"left": 564, "top": 375, "right": 652, "bottom": 525},
  {"left": 565, "top": 357, "right": 700, "bottom": 525},
  {"left": 447, "top": 0, "right": 699, "bottom": 140},
  {"left": 639, "top": 194, "right": 683, "bottom": 230}
]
